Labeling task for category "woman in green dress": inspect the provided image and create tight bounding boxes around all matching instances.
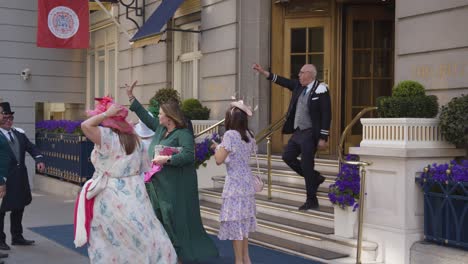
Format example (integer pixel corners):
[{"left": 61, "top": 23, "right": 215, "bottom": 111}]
[{"left": 126, "top": 81, "right": 218, "bottom": 263}]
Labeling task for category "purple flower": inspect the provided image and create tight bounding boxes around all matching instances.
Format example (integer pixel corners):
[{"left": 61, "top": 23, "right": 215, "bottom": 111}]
[
  {"left": 36, "top": 120, "right": 83, "bottom": 135},
  {"left": 194, "top": 133, "right": 220, "bottom": 169},
  {"left": 328, "top": 155, "right": 360, "bottom": 210},
  {"left": 420, "top": 160, "right": 468, "bottom": 183}
]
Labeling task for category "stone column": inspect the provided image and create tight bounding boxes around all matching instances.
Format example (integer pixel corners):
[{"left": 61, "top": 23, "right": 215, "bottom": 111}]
[{"left": 236, "top": 0, "right": 271, "bottom": 137}]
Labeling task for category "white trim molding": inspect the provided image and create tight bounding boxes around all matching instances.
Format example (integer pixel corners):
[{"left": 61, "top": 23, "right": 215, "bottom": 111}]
[{"left": 360, "top": 118, "right": 455, "bottom": 149}]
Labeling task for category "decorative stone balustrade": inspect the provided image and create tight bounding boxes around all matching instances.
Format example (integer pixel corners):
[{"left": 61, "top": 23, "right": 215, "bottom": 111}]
[{"left": 360, "top": 118, "right": 455, "bottom": 149}]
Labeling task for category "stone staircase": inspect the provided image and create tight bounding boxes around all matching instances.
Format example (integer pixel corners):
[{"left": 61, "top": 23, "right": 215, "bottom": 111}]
[{"left": 199, "top": 154, "right": 378, "bottom": 263}]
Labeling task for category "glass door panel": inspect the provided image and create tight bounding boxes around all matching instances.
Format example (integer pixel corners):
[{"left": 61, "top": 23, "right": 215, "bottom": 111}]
[
  {"left": 345, "top": 7, "right": 394, "bottom": 149},
  {"left": 352, "top": 21, "right": 372, "bottom": 48},
  {"left": 290, "top": 55, "right": 307, "bottom": 79},
  {"left": 291, "top": 28, "right": 307, "bottom": 53},
  {"left": 352, "top": 51, "right": 372, "bottom": 77},
  {"left": 289, "top": 26, "right": 327, "bottom": 82},
  {"left": 373, "top": 50, "right": 392, "bottom": 77},
  {"left": 308, "top": 54, "right": 324, "bottom": 80},
  {"left": 352, "top": 79, "right": 372, "bottom": 106},
  {"left": 308, "top": 27, "right": 324, "bottom": 52}
]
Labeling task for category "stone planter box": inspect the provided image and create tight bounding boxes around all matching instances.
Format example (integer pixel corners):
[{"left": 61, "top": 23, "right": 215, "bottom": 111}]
[
  {"left": 36, "top": 132, "right": 94, "bottom": 185},
  {"left": 196, "top": 158, "right": 225, "bottom": 189},
  {"left": 360, "top": 118, "right": 455, "bottom": 149},
  {"left": 334, "top": 205, "right": 358, "bottom": 239},
  {"left": 349, "top": 122, "right": 465, "bottom": 264}
]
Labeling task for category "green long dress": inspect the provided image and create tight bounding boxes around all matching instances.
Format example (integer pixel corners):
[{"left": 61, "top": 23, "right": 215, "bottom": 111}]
[{"left": 130, "top": 99, "right": 219, "bottom": 262}]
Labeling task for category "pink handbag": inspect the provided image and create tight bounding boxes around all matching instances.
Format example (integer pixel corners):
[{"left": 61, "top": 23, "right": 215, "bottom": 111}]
[{"left": 253, "top": 151, "right": 264, "bottom": 192}]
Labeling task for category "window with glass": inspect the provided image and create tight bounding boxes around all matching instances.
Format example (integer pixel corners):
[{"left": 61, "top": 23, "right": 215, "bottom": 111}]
[
  {"left": 87, "top": 26, "right": 117, "bottom": 108},
  {"left": 289, "top": 27, "right": 325, "bottom": 81},
  {"left": 173, "top": 22, "right": 202, "bottom": 100}
]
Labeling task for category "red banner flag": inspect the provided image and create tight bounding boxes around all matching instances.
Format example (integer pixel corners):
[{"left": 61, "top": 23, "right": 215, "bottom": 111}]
[{"left": 37, "top": 0, "right": 89, "bottom": 49}]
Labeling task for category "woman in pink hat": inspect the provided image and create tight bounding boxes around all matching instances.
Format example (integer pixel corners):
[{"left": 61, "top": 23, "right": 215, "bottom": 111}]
[
  {"left": 211, "top": 100, "right": 257, "bottom": 264},
  {"left": 76, "top": 97, "right": 177, "bottom": 264}
]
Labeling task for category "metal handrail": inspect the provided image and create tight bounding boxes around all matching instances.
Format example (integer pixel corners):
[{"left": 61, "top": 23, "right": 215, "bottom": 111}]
[
  {"left": 255, "top": 114, "right": 287, "bottom": 143},
  {"left": 194, "top": 114, "right": 286, "bottom": 200},
  {"left": 255, "top": 114, "right": 287, "bottom": 200},
  {"left": 337, "top": 106, "right": 377, "bottom": 264},
  {"left": 194, "top": 119, "right": 225, "bottom": 139}
]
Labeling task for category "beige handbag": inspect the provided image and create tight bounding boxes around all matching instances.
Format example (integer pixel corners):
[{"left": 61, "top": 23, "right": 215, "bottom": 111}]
[{"left": 253, "top": 151, "right": 264, "bottom": 193}]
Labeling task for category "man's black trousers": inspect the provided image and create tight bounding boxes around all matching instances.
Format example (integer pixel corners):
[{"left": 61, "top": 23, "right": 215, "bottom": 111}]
[
  {"left": 0, "top": 209, "right": 24, "bottom": 242},
  {"left": 282, "top": 129, "right": 321, "bottom": 202}
]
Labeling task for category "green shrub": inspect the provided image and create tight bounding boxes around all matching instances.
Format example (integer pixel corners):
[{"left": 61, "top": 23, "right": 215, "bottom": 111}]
[
  {"left": 377, "top": 95, "right": 438, "bottom": 118},
  {"left": 182, "top": 98, "right": 210, "bottom": 120},
  {"left": 147, "top": 88, "right": 181, "bottom": 117},
  {"left": 377, "top": 80, "right": 439, "bottom": 118},
  {"left": 392, "top": 80, "right": 426, "bottom": 97},
  {"left": 439, "top": 94, "right": 468, "bottom": 147}
]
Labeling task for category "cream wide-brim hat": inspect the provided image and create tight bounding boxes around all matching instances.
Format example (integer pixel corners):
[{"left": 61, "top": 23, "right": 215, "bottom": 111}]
[
  {"left": 230, "top": 100, "right": 253, "bottom": 116},
  {"left": 134, "top": 112, "right": 155, "bottom": 138}
]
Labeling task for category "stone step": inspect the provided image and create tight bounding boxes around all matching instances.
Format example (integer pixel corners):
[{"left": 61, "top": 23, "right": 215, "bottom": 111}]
[
  {"left": 199, "top": 188, "right": 334, "bottom": 228},
  {"left": 212, "top": 176, "right": 333, "bottom": 207},
  {"left": 200, "top": 200, "right": 334, "bottom": 235},
  {"left": 251, "top": 166, "right": 336, "bottom": 189},
  {"left": 201, "top": 217, "right": 348, "bottom": 262},
  {"left": 254, "top": 155, "right": 340, "bottom": 175},
  {"left": 200, "top": 190, "right": 378, "bottom": 262},
  {"left": 250, "top": 156, "right": 339, "bottom": 188}
]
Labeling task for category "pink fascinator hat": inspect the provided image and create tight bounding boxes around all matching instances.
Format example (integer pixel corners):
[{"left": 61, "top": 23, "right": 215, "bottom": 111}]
[
  {"left": 230, "top": 100, "right": 253, "bottom": 116},
  {"left": 86, "top": 96, "right": 134, "bottom": 134}
]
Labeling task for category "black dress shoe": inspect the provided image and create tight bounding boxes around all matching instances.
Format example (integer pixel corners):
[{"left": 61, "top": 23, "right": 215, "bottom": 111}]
[
  {"left": 298, "top": 198, "right": 319, "bottom": 211},
  {"left": 0, "top": 252, "right": 7, "bottom": 258},
  {"left": 0, "top": 241, "right": 9, "bottom": 251},
  {"left": 12, "top": 237, "right": 35, "bottom": 246}
]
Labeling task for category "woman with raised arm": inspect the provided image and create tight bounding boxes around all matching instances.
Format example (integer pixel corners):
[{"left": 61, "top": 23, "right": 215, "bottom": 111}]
[
  {"left": 77, "top": 97, "right": 177, "bottom": 264},
  {"left": 126, "top": 82, "right": 218, "bottom": 263}
]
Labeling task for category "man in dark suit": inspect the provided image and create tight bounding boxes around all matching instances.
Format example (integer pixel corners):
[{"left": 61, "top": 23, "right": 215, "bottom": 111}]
[
  {"left": 0, "top": 102, "right": 45, "bottom": 250},
  {"left": 253, "top": 63, "right": 332, "bottom": 210}
]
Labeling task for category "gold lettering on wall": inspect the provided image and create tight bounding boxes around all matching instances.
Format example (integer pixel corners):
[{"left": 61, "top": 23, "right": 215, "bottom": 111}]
[{"left": 412, "top": 63, "right": 467, "bottom": 80}]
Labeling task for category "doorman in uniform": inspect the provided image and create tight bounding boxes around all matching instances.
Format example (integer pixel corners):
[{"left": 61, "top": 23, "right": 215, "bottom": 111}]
[{"left": 0, "top": 102, "right": 45, "bottom": 250}]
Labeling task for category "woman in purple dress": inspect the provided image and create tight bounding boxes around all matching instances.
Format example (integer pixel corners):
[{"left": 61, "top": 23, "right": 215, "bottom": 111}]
[{"left": 212, "top": 100, "right": 257, "bottom": 264}]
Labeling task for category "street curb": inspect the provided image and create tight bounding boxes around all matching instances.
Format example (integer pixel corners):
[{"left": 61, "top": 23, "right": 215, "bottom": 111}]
[{"left": 33, "top": 174, "right": 81, "bottom": 200}]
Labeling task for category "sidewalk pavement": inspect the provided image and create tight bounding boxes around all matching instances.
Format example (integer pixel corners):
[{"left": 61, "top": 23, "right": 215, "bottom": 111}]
[{"left": 2, "top": 191, "right": 88, "bottom": 264}]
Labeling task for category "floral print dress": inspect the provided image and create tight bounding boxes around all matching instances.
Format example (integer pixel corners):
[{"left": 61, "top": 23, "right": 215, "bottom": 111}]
[
  {"left": 87, "top": 127, "right": 177, "bottom": 264},
  {"left": 217, "top": 130, "right": 257, "bottom": 240}
]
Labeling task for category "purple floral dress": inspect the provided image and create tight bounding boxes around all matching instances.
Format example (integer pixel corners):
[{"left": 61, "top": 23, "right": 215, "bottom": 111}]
[{"left": 217, "top": 130, "right": 257, "bottom": 240}]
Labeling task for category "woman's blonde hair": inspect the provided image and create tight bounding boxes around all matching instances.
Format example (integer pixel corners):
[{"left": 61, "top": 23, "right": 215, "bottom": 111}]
[{"left": 160, "top": 100, "right": 187, "bottom": 129}]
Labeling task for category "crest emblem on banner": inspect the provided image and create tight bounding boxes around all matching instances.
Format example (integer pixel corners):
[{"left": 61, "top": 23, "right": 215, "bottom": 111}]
[
  {"left": 37, "top": 0, "right": 89, "bottom": 49},
  {"left": 47, "top": 6, "right": 80, "bottom": 39}
]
